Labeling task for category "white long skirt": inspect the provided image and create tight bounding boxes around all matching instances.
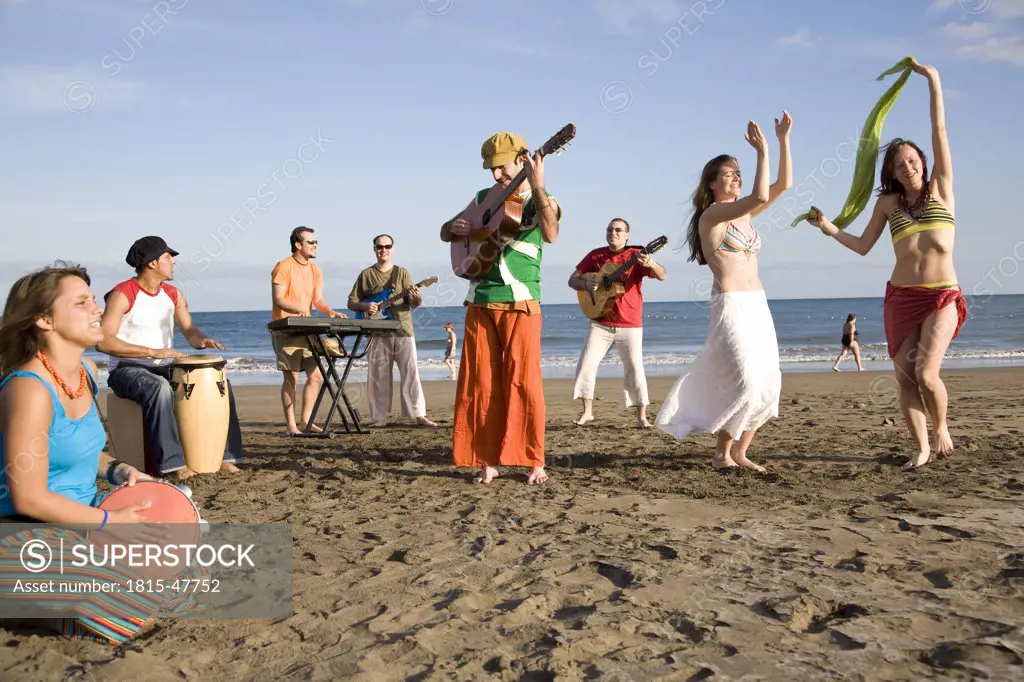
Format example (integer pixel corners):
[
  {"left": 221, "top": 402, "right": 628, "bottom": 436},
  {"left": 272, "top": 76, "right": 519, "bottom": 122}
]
[{"left": 655, "top": 290, "right": 781, "bottom": 440}]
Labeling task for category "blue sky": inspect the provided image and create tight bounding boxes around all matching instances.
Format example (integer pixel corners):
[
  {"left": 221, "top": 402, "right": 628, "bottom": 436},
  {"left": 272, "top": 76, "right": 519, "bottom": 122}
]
[{"left": 1, "top": 0, "right": 1022, "bottom": 312}]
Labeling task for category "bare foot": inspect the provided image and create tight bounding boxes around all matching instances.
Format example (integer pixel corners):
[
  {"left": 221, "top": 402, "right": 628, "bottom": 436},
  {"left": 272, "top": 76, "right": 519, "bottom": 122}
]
[
  {"left": 637, "top": 419, "right": 652, "bottom": 429},
  {"left": 288, "top": 423, "right": 324, "bottom": 435},
  {"left": 712, "top": 453, "right": 738, "bottom": 470},
  {"left": 220, "top": 462, "right": 240, "bottom": 473},
  {"left": 732, "top": 454, "right": 767, "bottom": 473},
  {"left": 416, "top": 417, "right": 438, "bottom": 427},
  {"left": 475, "top": 466, "right": 499, "bottom": 484},
  {"left": 176, "top": 467, "right": 197, "bottom": 481},
  {"left": 833, "top": 367, "right": 840, "bottom": 373},
  {"left": 934, "top": 425, "right": 954, "bottom": 456},
  {"left": 574, "top": 413, "right": 594, "bottom": 426},
  {"left": 527, "top": 467, "right": 548, "bottom": 485},
  {"left": 903, "top": 451, "right": 932, "bottom": 469}
]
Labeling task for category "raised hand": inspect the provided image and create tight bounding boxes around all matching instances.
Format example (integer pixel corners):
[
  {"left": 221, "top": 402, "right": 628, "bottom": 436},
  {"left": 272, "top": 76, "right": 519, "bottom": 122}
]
[
  {"left": 744, "top": 120, "right": 768, "bottom": 154},
  {"left": 910, "top": 59, "right": 938, "bottom": 79},
  {"left": 523, "top": 149, "right": 546, "bottom": 194},
  {"left": 806, "top": 206, "right": 838, "bottom": 236},
  {"left": 198, "top": 337, "right": 226, "bottom": 351},
  {"left": 774, "top": 110, "right": 792, "bottom": 139}
]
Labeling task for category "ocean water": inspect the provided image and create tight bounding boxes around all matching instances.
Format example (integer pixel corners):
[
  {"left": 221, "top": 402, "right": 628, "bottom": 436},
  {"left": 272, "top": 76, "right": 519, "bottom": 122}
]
[{"left": 84, "top": 294, "right": 1024, "bottom": 386}]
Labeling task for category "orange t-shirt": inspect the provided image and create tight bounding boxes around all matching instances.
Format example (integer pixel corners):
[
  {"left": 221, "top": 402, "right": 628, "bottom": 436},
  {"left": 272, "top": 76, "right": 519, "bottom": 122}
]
[{"left": 271, "top": 256, "right": 323, "bottom": 321}]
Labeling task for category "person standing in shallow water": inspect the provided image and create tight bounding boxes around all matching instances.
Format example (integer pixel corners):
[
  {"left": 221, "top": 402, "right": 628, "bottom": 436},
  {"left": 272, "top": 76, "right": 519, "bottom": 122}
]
[
  {"left": 808, "top": 60, "right": 967, "bottom": 469},
  {"left": 655, "top": 112, "right": 792, "bottom": 473},
  {"left": 833, "top": 313, "right": 864, "bottom": 372},
  {"left": 443, "top": 323, "right": 457, "bottom": 380}
]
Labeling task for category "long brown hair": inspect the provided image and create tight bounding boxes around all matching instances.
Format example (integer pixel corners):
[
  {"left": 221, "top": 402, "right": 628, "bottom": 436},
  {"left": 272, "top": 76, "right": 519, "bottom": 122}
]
[
  {"left": 685, "top": 154, "right": 736, "bottom": 265},
  {"left": 0, "top": 262, "right": 91, "bottom": 375},
  {"left": 877, "top": 138, "right": 929, "bottom": 196}
]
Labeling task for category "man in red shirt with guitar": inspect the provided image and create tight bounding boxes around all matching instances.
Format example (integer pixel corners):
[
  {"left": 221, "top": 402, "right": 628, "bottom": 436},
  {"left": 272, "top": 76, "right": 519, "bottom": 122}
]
[
  {"left": 569, "top": 219, "right": 667, "bottom": 428},
  {"left": 348, "top": 234, "right": 438, "bottom": 428}
]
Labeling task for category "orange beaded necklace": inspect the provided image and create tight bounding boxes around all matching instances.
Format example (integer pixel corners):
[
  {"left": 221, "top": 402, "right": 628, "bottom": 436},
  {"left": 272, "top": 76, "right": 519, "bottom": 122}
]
[{"left": 36, "top": 351, "right": 88, "bottom": 400}]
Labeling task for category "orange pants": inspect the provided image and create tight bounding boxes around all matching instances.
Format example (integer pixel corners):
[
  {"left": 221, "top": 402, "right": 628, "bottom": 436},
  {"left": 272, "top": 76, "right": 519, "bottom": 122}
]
[{"left": 452, "top": 305, "right": 545, "bottom": 468}]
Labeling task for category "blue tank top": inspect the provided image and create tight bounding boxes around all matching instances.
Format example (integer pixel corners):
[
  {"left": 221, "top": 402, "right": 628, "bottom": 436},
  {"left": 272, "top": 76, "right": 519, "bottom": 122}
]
[{"left": 0, "top": 363, "right": 105, "bottom": 516}]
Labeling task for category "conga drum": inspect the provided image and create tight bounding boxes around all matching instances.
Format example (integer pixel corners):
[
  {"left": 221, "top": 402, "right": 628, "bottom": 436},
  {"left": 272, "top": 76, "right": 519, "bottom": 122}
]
[{"left": 170, "top": 355, "right": 229, "bottom": 473}]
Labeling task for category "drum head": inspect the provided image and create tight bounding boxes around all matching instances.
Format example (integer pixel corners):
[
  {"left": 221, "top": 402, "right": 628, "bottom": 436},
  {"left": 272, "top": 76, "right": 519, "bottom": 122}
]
[
  {"left": 94, "top": 481, "right": 202, "bottom": 580},
  {"left": 98, "top": 480, "right": 200, "bottom": 525},
  {"left": 173, "top": 354, "right": 226, "bottom": 370}
]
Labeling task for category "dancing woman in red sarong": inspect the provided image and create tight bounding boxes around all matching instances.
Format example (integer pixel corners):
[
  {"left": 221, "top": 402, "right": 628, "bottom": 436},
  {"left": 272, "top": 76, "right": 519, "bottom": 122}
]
[{"left": 809, "top": 61, "right": 966, "bottom": 469}]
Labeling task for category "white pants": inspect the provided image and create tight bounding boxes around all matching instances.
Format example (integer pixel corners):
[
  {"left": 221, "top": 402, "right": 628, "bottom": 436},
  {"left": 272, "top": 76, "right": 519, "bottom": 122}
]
[
  {"left": 572, "top": 322, "right": 649, "bottom": 408},
  {"left": 367, "top": 335, "right": 426, "bottom": 423}
]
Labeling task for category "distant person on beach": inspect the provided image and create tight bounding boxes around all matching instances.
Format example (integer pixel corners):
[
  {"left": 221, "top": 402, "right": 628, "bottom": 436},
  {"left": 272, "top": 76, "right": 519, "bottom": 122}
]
[
  {"left": 347, "top": 234, "right": 437, "bottom": 428},
  {"left": 443, "top": 322, "right": 457, "bottom": 380},
  {"left": 808, "top": 61, "right": 966, "bottom": 469},
  {"left": 97, "top": 236, "right": 245, "bottom": 479},
  {"left": 656, "top": 112, "right": 793, "bottom": 473},
  {"left": 833, "top": 313, "right": 864, "bottom": 372},
  {"left": 568, "top": 217, "right": 666, "bottom": 428},
  {"left": 270, "top": 226, "right": 348, "bottom": 435},
  {"left": 440, "top": 131, "right": 561, "bottom": 485}
]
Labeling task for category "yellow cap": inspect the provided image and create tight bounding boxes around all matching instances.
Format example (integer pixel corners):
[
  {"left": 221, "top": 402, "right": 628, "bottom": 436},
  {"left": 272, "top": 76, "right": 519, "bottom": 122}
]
[{"left": 481, "top": 132, "right": 527, "bottom": 169}]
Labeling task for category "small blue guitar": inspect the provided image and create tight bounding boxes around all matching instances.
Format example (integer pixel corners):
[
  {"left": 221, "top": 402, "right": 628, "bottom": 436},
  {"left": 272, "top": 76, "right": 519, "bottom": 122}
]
[{"left": 356, "top": 276, "right": 439, "bottom": 320}]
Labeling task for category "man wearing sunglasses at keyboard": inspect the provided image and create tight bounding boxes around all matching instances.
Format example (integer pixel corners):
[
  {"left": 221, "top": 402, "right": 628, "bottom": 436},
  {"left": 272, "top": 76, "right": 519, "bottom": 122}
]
[{"left": 270, "top": 226, "right": 348, "bottom": 435}]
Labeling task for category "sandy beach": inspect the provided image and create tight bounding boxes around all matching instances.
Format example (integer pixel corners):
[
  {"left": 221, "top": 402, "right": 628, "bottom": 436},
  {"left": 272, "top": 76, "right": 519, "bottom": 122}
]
[{"left": 2, "top": 368, "right": 1023, "bottom": 681}]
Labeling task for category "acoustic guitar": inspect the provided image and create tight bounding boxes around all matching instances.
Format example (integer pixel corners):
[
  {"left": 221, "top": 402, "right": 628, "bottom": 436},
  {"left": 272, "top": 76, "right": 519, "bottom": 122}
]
[
  {"left": 450, "top": 123, "right": 577, "bottom": 280},
  {"left": 577, "top": 236, "right": 668, "bottom": 320},
  {"left": 356, "top": 276, "right": 439, "bottom": 320}
]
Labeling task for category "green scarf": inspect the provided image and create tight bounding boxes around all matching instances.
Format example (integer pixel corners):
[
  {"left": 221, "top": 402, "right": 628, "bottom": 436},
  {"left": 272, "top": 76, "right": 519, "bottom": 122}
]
[{"left": 792, "top": 56, "right": 915, "bottom": 230}]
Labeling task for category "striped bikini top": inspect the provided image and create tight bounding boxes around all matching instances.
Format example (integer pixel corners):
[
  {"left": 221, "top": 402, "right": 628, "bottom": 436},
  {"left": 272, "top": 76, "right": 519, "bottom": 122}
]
[
  {"left": 888, "top": 195, "right": 955, "bottom": 245},
  {"left": 719, "top": 222, "right": 762, "bottom": 257}
]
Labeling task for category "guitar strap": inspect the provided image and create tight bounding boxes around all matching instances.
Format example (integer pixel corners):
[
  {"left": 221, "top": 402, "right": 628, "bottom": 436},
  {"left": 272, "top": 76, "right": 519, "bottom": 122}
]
[{"left": 384, "top": 267, "right": 400, "bottom": 303}]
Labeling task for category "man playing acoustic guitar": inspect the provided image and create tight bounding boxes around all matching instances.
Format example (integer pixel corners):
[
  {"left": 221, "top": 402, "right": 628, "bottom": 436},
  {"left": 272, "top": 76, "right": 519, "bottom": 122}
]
[
  {"left": 348, "top": 234, "right": 437, "bottom": 428},
  {"left": 440, "top": 131, "right": 562, "bottom": 485},
  {"left": 568, "top": 218, "right": 667, "bottom": 428}
]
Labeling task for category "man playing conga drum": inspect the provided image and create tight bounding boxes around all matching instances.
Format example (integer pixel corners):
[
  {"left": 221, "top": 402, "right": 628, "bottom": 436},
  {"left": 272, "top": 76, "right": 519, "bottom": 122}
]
[{"left": 97, "top": 236, "right": 244, "bottom": 481}]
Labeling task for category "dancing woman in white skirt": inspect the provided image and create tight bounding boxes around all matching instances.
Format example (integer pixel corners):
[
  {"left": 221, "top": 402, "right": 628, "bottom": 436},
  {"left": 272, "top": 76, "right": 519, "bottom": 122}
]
[{"left": 655, "top": 114, "right": 793, "bottom": 472}]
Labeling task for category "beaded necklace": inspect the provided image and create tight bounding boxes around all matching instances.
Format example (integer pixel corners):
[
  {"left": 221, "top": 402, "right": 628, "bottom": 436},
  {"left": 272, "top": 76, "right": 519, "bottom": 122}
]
[{"left": 36, "top": 351, "right": 88, "bottom": 400}]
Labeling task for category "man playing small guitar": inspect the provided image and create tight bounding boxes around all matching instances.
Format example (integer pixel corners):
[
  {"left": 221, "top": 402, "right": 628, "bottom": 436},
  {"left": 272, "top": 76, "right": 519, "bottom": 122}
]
[
  {"left": 568, "top": 218, "right": 667, "bottom": 428},
  {"left": 347, "top": 234, "right": 437, "bottom": 428}
]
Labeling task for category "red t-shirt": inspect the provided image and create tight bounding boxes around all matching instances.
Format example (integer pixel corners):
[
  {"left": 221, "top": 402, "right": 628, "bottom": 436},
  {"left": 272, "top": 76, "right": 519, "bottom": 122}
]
[{"left": 575, "top": 246, "right": 652, "bottom": 327}]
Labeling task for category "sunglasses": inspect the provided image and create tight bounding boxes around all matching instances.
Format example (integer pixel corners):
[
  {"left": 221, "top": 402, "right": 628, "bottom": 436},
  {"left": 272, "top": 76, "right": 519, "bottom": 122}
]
[
  {"left": 374, "top": 244, "right": 393, "bottom": 250},
  {"left": 304, "top": 240, "right": 318, "bottom": 245}
]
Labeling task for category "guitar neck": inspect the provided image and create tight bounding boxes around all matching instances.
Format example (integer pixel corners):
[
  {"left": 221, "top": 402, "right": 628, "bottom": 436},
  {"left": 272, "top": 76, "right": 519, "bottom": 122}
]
[
  {"left": 481, "top": 168, "right": 530, "bottom": 224},
  {"left": 604, "top": 248, "right": 644, "bottom": 286}
]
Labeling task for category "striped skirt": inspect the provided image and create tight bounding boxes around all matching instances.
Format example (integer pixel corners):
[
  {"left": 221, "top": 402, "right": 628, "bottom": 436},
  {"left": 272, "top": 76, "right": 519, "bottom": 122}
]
[{"left": 0, "top": 525, "right": 204, "bottom": 645}]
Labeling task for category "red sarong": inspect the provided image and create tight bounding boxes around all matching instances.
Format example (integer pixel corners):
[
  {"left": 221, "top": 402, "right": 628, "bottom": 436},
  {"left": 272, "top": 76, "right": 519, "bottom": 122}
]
[
  {"left": 452, "top": 305, "right": 545, "bottom": 468},
  {"left": 883, "top": 282, "right": 968, "bottom": 358}
]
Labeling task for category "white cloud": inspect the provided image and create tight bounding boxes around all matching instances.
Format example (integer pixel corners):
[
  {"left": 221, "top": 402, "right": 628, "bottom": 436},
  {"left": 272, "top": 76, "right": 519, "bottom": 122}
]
[
  {"left": 0, "top": 65, "right": 145, "bottom": 114},
  {"left": 590, "top": 0, "right": 689, "bottom": 34},
  {"left": 937, "top": 21, "right": 997, "bottom": 39},
  {"left": 955, "top": 35, "right": 1024, "bottom": 65},
  {"left": 988, "top": 0, "right": 1024, "bottom": 18},
  {"left": 775, "top": 27, "right": 815, "bottom": 49},
  {"left": 930, "top": 0, "right": 1024, "bottom": 17}
]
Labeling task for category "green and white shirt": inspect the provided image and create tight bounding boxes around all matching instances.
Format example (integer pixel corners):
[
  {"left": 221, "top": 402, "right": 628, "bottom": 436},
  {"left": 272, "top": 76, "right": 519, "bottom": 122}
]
[{"left": 464, "top": 188, "right": 561, "bottom": 306}]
